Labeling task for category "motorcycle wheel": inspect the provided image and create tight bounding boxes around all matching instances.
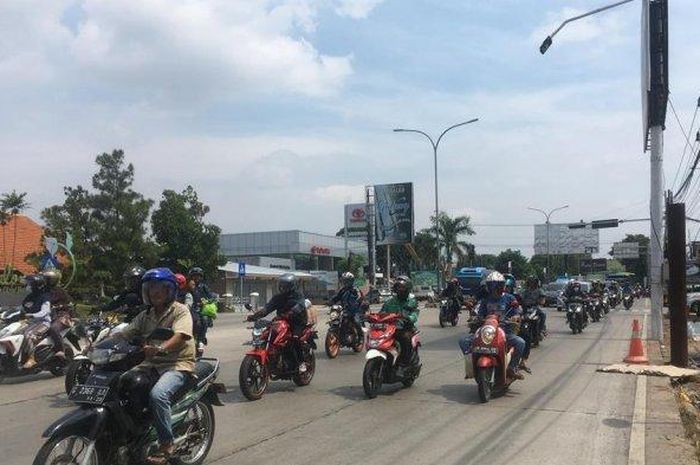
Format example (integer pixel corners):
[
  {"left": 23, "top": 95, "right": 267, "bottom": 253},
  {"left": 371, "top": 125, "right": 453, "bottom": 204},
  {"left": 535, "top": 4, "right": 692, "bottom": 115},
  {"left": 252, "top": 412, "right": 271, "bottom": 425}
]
[
  {"left": 363, "top": 358, "right": 384, "bottom": 399},
  {"left": 49, "top": 346, "right": 74, "bottom": 377},
  {"left": 239, "top": 355, "right": 269, "bottom": 401},
  {"left": 64, "top": 359, "right": 93, "bottom": 395},
  {"left": 352, "top": 331, "right": 365, "bottom": 353},
  {"left": 451, "top": 314, "right": 459, "bottom": 327},
  {"left": 33, "top": 434, "right": 100, "bottom": 465},
  {"left": 438, "top": 312, "right": 446, "bottom": 328},
  {"left": 172, "top": 401, "right": 215, "bottom": 465},
  {"left": 325, "top": 331, "right": 340, "bottom": 359},
  {"left": 476, "top": 366, "right": 494, "bottom": 403},
  {"left": 293, "top": 349, "right": 315, "bottom": 386}
]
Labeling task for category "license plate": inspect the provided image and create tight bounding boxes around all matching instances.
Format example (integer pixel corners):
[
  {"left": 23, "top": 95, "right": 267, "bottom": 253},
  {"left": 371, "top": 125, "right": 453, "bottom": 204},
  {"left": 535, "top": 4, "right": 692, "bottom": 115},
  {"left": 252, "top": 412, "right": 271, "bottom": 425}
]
[
  {"left": 69, "top": 384, "right": 110, "bottom": 404},
  {"left": 472, "top": 346, "right": 498, "bottom": 355}
]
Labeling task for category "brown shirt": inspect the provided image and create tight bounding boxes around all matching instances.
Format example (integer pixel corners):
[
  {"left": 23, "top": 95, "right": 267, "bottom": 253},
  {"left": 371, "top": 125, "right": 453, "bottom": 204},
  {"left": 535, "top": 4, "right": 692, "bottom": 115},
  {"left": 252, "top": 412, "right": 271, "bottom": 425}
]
[{"left": 120, "top": 301, "right": 196, "bottom": 373}]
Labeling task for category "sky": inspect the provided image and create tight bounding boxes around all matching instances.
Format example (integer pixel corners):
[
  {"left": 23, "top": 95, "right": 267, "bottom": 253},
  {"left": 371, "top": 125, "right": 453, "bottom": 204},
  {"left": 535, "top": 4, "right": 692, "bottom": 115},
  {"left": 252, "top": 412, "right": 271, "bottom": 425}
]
[{"left": 1, "top": 0, "right": 699, "bottom": 257}]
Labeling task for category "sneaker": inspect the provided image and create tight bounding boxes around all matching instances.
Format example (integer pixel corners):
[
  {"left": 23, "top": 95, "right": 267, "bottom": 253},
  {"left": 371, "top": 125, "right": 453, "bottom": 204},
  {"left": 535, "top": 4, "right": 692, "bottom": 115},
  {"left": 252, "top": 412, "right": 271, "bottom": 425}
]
[
  {"left": 23, "top": 355, "right": 37, "bottom": 369},
  {"left": 507, "top": 368, "right": 524, "bottom": 380},
  {"left": 298, "top": 362, "right": 308, "bottom": 373},
  {"left": 518, "top": 361, "right": 532, "bottom": 374}
]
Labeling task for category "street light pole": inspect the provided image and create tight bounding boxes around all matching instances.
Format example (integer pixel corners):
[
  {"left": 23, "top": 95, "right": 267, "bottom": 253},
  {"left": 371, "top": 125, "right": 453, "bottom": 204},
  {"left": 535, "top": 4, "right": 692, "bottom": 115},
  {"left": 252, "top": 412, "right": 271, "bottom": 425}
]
[
  {"left": 394, "top": 118, "right": 479, "bottom": 290},
  {"left": 528, "top": 205, "right": 569, "bottom": 279}
]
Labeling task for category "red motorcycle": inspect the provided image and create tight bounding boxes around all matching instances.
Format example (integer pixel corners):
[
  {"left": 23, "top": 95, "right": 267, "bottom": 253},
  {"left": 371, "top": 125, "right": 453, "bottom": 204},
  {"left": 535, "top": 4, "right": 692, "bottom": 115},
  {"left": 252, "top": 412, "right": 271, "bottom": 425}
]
[
  {"left": 362, "top": 313, "right": 421, "bottom": 399},
  {"left": 239, "top": 315, "right": 317, "bottom": 401},
  {"left": 466, "top": 314, "right": 518, "bottom": 403}
]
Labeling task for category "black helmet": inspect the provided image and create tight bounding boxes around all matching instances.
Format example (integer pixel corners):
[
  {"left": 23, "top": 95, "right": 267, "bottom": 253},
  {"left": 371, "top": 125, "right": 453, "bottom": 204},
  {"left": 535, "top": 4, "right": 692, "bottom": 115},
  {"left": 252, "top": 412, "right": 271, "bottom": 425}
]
[
  {"left": 278, "top": 273, "right": 298, "bottom": 294},
  {"left": 188, "top": 267, "right": 204, "bottom": 278},
  {"left": 392, "top": 275, "right": 412, "bottom": 299},
  {"left": 123, "top": 264, "right": 145, "bottom": 291},
  {"left": 25, "top": 274, "right": 47, "bottom": 292}
]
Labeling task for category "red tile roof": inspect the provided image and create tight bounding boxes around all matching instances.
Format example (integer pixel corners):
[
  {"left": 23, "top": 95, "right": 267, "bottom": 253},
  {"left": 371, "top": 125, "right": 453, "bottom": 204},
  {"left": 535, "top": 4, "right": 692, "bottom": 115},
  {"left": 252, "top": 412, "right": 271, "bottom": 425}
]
[{"left": 0, "top": 214, "right": 44, "bottom": 276}]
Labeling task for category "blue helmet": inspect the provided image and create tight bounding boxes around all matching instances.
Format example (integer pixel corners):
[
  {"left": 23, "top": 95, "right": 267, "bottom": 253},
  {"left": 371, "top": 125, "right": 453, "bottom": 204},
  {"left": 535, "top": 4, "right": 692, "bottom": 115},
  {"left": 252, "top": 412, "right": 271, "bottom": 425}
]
[{"left": 141, "top": 267, "right": 178, "bottom": 305}]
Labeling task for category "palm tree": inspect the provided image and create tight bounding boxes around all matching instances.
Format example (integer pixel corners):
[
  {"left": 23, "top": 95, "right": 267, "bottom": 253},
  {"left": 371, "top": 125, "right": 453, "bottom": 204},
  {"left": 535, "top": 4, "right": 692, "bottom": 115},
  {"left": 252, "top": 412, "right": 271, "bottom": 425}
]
[
  {"left": 432, "top": 212, "right": 475, "bottom": 267},
  {"left": 0, "top": 191, "right": 30, "bottom": 269}
]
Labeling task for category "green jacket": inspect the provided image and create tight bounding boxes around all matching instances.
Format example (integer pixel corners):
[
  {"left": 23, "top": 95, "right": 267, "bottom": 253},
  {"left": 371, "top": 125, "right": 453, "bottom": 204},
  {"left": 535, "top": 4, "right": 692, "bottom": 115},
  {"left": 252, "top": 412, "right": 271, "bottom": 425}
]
[{"left": 380, "top": 296, "right": 419, "bottom": 325}]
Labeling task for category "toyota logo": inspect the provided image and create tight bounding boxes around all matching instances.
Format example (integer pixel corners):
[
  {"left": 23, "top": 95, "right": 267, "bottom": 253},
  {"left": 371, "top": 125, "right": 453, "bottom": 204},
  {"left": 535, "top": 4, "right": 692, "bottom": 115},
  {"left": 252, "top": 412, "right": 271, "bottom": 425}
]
[{"left": 352, "top": 208, "right": 365, "bottom": 219}]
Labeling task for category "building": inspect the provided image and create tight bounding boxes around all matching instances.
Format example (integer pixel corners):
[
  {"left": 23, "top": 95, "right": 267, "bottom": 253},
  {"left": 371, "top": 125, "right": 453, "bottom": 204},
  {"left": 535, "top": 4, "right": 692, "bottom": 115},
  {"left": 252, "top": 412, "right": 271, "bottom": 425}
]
[{"left": 217, "top": 230, "right": 367, "bottom": 304}]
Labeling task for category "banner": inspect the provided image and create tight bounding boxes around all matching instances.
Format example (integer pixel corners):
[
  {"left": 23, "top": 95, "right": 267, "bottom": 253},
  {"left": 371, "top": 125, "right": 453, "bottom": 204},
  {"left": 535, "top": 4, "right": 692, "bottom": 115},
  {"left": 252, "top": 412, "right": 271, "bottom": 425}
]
[
  {"left": 344, "top": 203, "right": 368, "bottom": 240},
  {"left": 374, "top": 182, "right": 414, "bottom": 245},
  {"left": 533, "top": 223, "right": 599, "bottom": 255}
]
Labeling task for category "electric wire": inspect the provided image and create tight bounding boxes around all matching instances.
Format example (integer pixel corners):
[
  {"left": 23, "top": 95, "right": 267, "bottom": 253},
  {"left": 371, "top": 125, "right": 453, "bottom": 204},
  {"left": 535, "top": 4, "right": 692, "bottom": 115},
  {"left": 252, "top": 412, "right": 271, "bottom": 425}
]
[
  {"left": 670, "top": 96, "right": 700, "bottom": 192},
  {"left": 669, "top": 97, "right": 700, "bottom": 200}
]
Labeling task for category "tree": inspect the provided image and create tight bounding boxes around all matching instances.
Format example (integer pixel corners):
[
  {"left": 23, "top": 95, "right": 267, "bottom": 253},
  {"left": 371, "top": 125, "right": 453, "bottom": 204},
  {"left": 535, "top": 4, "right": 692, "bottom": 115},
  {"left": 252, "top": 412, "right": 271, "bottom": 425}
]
[
  {"left": 431, "top": 212, "right": 475, "bottom": 266},
  {"left": 610, "top": 234, "right": 650, "bottom": 281},
  {"left": 473, "top": 253, "right": 497, "bottom": 269},
  {"left": 151, "top": 185, "right": 224, "bottom": 278},
  {"left": 0, "top": 190, "right": 30, "bottom": 268},
  {"left": 495, "top": 249, "right": 533, "bottom": 278},
  {"left": 337, "top": 253, "right": 366, "bottom": 277},
  {"left": 43, "top": 150, "right": 157, "bottom": 297}
]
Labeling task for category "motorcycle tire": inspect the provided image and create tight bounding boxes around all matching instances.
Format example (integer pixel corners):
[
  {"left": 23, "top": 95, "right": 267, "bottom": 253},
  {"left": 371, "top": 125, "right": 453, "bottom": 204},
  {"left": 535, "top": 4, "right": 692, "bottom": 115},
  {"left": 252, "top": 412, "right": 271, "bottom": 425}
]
[
  {"left": 325, "top": 331, "right": 340, "bottom": 359},
  {"left": 33, "top": 433, "right": 100, "bottom": 465},
  {"left": 363, "top": 358, "right": 384, "bottom": 399},
  {"left": 64, "top": 359, "right": 93, "bottom": 395},
  {"left": 352, "top": 334, "right": 365, "bottom": 353},
  {"left": 48, "top": 346, "right": 74, "bottom": 377},
  {"left": 438, "top": 312, "right": 446, "bottom": 328},
  {"left": 476, "top": 366, "right": 494, "bottom": 403},
  {"left": 171, "top": 400, "right": 215, "bottom": 465},
  {"left": 239, "top": 355, "right": 269, "bottom": 401},
  {"left": 293, "top": 350, "right": 315, "bottom": 386},
  {"left": 451, "top": 314, "right": 459, "bottom": 327}
]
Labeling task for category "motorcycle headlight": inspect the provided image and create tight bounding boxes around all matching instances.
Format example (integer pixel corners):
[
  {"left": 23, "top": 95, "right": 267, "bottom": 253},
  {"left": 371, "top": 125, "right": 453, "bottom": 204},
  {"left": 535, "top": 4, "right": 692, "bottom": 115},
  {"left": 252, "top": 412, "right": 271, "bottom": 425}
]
[
  {"left": 480, "top": 326, "right": 496, "bottom": 345},
  {"left": 88, "top": 348, "right": 112, "bottom": 365},
  {"left": 575, "top": 306, "right": 582, "bottom": 313},
  {"left": 329, "top": 311, "right": 339, "bottom": 320},
  {"left": 252, "top": 328, "right": 264, "bottom": 337}
]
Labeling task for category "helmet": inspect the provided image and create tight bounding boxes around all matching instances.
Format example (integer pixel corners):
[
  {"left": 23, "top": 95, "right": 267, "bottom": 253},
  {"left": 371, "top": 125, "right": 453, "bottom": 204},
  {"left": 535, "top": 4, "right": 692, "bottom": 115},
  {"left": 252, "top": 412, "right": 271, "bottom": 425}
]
[
  {"left": 451, "top": 278, "right": 459, "bottom": 285},
  {"left": 341, "top": 272, "right": 355, "bottom": 288},
  {"left": 526, "top": 275, "right": 539, "bottom": 288},
  {"left": 118, "top": 370, "right": 154, "bottom": 416},
  {"left": 188, "top": 267, "right": 204, "bottom": 278},
  {"left": 41, "top": 269, "right": 62, "bottom": 288},
  {"left": 392, "top": 275, "right": 412, "bottom": 299},
  {"left": 141, "top": 268, "right": 178, "bottom": 306},
  {"left": 25, "top": 274, "right": 47, "bottom": 293},
  {"left": 174, "top": 273, "right": 187, "bottom": 290},
  {"left": 123, "top": 265, "right": 146, "bottom": 290},
  {"left": 278, "top": 273, "right": 298, "bottom": 294},
  {"left": 485, "top": 271, "right": 506, "bottom": 296}
]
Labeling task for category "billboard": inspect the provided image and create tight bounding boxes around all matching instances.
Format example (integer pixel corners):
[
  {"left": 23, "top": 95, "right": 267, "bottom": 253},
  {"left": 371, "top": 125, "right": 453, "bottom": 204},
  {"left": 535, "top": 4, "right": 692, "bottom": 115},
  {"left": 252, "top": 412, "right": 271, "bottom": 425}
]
[
  {"left": 613, "top": 242, "right": 640, "bottom": 260},
  {"left": 580, "top": 258, "right": 607, "bottom": 273},
  {"left": 374, "top": 183, "right": 414, "bottom": 245},
  {"left": 344, "top": 203, "right": 368, "bottom": 240},
  {"left": 533, "top": 223, "right": 599, "bottom": 255}
]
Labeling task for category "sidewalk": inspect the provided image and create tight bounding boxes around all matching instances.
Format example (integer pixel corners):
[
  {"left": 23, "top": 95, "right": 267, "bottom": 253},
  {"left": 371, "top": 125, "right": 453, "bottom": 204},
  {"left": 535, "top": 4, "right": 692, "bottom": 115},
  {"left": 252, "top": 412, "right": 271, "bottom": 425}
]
[{"left": 647, "top": 338, "right": 697, "bottom": 464}]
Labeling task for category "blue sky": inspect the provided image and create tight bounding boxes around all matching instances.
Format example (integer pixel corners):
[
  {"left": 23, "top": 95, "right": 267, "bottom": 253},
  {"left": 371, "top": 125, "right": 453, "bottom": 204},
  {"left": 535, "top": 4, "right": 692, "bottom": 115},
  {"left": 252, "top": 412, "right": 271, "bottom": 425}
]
[{"left": 1, "top": 0, "right": 699, "bottom": 257}]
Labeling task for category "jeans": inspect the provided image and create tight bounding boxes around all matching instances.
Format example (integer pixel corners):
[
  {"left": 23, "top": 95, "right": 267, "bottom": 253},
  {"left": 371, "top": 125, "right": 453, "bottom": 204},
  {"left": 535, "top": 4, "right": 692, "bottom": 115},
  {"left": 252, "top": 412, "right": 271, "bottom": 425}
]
[
  {"left": 196, "top": 314, "right": 211, "bottom": 345},
  {"left": 150, "top": 370, "right": 189, "bottom": 444},
  {"left": 458, "top": 331, "right": 525, "bottom": 370}
]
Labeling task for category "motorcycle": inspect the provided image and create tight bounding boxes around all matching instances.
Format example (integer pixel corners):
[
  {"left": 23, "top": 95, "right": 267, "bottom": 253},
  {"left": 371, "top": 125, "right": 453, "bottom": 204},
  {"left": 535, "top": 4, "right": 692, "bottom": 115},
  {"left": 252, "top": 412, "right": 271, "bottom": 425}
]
[
  {"left": 566, "top": 301, "right": 587, "bottom": 334},
  {"left": 587, "top": 298, "right": 602, "bottom": 323},
  {"left": 464, "top": 314, "right": 518, "bottom": 403},
  {"left": 608, "top": 291, "right": 620, "bottom": 309},
  {"left": 623, "top": 294, "right": 634, "bottom": 310},
  {"left": 0, "top": 314, "right": 84, "bottom": 383},
  {"left": 324, "top": 304, "right": 364, "bottom": 359},
  {"left": 438, "top": 298, "right": 460, "bottom": 327},
  {"left": 362, "top": 312, "right": 421, "bottom": 399},
  {"left": 34, "top": 328, "right": 225, "bottom": 465},
  {"left": 519, "top": 306, "right": 542, "bottom": 348},
  {"left": 0, "top": 306, "right": 23, "bottom": 331},
  {"left": 239, "top": 314, "right": 318, "bottom": 401},
  {"left": 64, "top": 311, "right": 130, "bottom": 395},
  {"left": 600, "top": 294, "right": 611, "bottom": 314}
]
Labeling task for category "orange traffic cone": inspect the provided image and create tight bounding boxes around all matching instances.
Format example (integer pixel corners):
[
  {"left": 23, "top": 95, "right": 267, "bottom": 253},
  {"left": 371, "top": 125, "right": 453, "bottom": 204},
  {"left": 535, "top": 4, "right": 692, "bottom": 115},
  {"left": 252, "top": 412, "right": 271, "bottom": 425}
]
[{"left": 624, "top": 319, "right": 649, "bottom": 365}]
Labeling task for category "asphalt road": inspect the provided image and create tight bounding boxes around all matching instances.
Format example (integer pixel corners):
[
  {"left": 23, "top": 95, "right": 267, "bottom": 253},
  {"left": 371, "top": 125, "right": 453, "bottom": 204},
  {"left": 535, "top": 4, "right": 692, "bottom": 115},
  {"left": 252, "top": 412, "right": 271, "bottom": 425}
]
[{"left": 0, "top": 301, "right": 650, "bottom": 465}]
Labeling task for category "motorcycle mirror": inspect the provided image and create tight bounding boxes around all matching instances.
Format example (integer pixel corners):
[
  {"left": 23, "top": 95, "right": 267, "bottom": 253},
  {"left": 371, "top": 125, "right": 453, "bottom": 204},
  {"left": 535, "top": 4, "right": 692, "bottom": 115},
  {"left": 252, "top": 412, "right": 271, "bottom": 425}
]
[
  {"left": 244, "top": 303, "right": 253, "bottom": 311},
  {"left": 147, "top": 327, "right": 175, "bottom": 341}
]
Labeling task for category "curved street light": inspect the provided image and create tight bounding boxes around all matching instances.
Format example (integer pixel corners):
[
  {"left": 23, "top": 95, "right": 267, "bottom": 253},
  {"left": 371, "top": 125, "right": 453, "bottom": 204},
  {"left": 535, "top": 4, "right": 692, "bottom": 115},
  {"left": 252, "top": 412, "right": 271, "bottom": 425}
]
[
  {"left": 394, "top": 118, "right": 479, "bottom": 289},
  {"left": 528, "top": 205, "right": 569, "bottom": 279}
]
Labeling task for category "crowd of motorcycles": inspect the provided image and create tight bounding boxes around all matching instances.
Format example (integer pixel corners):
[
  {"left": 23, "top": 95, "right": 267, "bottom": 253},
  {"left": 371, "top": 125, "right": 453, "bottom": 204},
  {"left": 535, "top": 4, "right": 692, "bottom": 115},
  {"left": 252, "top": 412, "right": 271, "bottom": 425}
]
[{"left": 0, "top": 275, "right": 646, "bottom": 465}]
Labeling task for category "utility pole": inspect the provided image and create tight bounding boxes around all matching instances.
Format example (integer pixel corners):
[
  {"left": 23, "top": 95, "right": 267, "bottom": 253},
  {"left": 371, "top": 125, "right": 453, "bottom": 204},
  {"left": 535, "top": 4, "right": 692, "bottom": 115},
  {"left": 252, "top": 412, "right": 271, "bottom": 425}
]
[{"left": 667, "top": 198, "right": 688, "bottom": 367}]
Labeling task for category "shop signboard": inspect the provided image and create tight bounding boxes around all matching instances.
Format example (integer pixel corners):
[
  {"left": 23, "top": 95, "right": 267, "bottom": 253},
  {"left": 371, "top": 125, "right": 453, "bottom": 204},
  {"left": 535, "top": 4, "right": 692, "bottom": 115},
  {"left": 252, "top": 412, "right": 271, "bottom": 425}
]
[{"left": 344, "top": 203, "right": 368, "bottom": 240}]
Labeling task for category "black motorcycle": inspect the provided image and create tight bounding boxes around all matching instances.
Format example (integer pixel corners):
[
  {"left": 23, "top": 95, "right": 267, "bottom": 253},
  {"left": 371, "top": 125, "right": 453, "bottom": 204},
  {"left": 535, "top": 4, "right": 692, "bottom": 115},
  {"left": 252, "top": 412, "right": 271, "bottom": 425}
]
[
  {"left": 34, "top": 328, "right": 225, "bottom": 465},
  {"left": 324, "top": 304, "right": 365, "bottom": 358},
  {"left": 587, "top": 298, "right": 602, "bottom": 323},
  {"left": 623, "top": 294, "right": 634, "bottom": 310},
  {"left": 566, "top": 301, "right": 587, "bottom": 334},
  {"left": 438, "top": 298, "right": 460, "bottom": 327},
  {"left": 519, "top": 306, "right": 543, "bottom": 348}
]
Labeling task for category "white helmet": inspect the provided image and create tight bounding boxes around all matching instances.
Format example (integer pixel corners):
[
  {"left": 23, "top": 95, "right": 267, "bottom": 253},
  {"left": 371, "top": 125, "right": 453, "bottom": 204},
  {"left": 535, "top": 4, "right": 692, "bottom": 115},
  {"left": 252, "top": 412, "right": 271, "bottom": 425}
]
[
  {"left": 485, "top": 271, "right": 505, "bottom": 283},
  {"left": 341, "top": 272, "right": 355, "bottom": 287}
]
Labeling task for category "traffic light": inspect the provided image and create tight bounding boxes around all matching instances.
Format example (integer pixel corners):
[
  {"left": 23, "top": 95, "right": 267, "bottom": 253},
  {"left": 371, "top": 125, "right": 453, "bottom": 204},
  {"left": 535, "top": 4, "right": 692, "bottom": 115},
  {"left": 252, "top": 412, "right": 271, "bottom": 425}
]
[{"left": 568, "top": 221, "right": 586, "bottom": 229}]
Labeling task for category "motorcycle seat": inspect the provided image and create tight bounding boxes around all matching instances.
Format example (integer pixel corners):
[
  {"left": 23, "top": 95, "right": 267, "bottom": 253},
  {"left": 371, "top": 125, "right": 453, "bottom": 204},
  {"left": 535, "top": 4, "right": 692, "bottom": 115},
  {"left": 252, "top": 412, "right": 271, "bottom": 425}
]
[
  {"left": 193, "top": 360, "right": 216, "bottom": 384},
  {"left": 168, "top": 361, "right": 216, "bottom": 405}
]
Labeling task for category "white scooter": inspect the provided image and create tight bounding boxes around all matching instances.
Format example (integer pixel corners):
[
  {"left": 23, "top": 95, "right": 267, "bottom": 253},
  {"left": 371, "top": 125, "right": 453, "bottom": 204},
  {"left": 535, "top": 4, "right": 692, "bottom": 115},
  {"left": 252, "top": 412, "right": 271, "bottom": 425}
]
[{"left": 0, "top": 314, "right": 84, "bottom": 383}]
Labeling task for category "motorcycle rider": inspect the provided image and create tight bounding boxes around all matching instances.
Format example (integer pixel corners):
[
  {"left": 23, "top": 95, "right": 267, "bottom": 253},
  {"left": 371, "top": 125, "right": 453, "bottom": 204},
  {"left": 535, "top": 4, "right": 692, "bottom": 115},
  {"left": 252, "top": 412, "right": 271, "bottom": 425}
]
[
  {"left": 114, "top": 268, "right": 196, "bottom": 465},
  {"left": 20, "top": 274, "right": 54, "bottom": 368},
  {"left": 246, "top": 273, "right": 309, "bottom": 372},
  {"left": 189, "top": 266, "right": 214, "bottom": 352},
  {"left": 379, "top": 276, "right": 419, "bottom": 374},
  {"left": 101, "top": 264, "right": 146, "bottom": 322},
  {"left": 329, "top": 271, "right": 365, "bottom": 337},
  {"left": 175, "top": 273, "right": 193, "bottom": 310},
  {"left": 42, "top": 269, "right": 72, "bottom": 360},
  {"left": 440, "top": 278, "right": 464, "bottom": 315},
  {"left": 458, "top": 271, "right": 526, "bottom": 381},
  {"left": 518, "top": 275, "right": 546, "bottom": 372}
]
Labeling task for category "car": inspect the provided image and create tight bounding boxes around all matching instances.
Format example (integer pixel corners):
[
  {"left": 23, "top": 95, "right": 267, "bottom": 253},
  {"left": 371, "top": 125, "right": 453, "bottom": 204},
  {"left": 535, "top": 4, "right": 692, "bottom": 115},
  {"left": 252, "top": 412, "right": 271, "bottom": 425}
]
[
  {"left": 688, "top": 292, "right": 700, "bottom": 319},
  {"left": 542, "top": 282, "right": 566, "bottom": 309},
  {"left": 412, "top": 285, "right": 435, "bottom": 302}
]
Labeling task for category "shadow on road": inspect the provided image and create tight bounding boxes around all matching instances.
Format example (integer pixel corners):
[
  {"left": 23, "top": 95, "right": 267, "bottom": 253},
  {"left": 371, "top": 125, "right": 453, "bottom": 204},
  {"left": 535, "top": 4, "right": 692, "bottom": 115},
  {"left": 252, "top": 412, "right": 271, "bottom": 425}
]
[
  {"left": 427, "top": 384, "right": 482, "bottom": 405},
  {"left": 0, "top": 372, "right": 55, "bottom": 386}
]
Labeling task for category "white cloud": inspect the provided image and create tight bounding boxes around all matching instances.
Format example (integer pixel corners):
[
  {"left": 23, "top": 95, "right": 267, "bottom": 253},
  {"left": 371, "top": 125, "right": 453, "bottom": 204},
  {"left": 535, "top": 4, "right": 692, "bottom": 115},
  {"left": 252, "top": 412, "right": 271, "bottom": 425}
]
[
  {"left": 334, "top": 0, "right": 385, "bottom": 19},
  {"left": 310, "top": 184, "right": 366, "bottom": 204}
]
